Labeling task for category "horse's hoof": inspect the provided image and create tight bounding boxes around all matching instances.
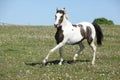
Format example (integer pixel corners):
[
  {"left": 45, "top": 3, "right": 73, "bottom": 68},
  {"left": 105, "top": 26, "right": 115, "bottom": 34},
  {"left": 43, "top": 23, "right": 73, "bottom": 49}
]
[
  {"left": 73, "top": 54, "right": 78, "bottom": 61},
  {"left": 42, "top": 60, "right": 46, "bottom": 64},
  {"left": 58, "top": 62, "right": 62, "bottom": 65}
]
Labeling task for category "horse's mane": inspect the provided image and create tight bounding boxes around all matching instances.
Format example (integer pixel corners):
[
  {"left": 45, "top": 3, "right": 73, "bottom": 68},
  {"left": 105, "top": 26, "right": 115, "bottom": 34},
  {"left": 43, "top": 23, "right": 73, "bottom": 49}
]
[{"left": 64, "top": 10, "right": 69, "bottom": 20}]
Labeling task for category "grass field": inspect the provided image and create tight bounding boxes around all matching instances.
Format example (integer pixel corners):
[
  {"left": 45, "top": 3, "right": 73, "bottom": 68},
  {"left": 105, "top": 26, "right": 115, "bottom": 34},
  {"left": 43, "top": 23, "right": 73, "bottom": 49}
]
[{"left": 0, "top": 25, "right": 120, "bottom": 80}]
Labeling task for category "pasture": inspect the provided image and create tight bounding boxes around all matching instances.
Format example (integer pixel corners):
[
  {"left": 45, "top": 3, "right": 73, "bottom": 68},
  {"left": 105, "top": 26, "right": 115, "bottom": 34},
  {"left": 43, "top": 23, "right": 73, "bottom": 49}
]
[{"left": 0, "top": 25, "right": 120, "bottom": 80}]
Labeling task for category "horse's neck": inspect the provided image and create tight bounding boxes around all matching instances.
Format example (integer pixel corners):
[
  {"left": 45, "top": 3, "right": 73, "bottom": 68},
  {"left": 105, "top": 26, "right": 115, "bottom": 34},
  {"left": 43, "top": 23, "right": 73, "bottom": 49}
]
[{"left": 61, "top": 18, "right": 72, "bottom": 28}]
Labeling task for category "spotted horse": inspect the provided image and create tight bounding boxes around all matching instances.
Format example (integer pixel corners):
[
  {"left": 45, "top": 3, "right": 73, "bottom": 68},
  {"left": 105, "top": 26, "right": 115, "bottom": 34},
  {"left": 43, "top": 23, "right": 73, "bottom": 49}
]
[{"left": 42, "top": 8, "right": 103, "bottom": 65}]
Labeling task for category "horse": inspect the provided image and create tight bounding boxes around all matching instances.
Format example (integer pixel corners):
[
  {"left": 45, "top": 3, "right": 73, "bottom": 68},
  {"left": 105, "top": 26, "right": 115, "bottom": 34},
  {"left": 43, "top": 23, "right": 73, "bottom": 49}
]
[{"left": 42, "top": 8, "right": 103, "bottom": 65}]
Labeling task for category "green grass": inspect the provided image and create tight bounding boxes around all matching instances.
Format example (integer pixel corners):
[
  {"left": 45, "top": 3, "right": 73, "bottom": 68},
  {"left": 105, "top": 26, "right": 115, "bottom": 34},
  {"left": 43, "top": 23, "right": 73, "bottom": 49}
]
[{"left": 0, "top": 25, "right": 120, "bottom": 80}]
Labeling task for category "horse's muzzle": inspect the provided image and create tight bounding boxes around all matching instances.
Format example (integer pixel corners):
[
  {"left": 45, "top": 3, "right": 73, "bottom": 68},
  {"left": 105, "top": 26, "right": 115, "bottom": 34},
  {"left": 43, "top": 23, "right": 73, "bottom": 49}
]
[{"left": 54, "top": 24, "right": 59, "bottom": 28}]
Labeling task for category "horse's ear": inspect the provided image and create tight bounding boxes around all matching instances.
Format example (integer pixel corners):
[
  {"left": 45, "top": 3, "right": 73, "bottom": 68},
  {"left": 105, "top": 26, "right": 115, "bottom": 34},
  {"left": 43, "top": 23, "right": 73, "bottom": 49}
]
[{"left": 62, "top": 8, "right": 65, "bottom": 11}]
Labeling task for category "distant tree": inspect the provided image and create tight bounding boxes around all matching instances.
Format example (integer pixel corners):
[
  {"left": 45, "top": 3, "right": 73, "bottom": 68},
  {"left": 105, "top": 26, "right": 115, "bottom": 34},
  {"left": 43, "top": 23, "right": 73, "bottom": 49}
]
[{"left": 93, "top": 17, "right": 114, "bottom": 25}]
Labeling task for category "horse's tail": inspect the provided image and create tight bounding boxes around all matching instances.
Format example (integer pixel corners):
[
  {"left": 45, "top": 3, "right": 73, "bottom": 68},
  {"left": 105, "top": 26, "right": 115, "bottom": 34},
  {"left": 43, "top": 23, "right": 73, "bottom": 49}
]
[{"left": 92, "top": 22, "right": 103, "bottom": 45}]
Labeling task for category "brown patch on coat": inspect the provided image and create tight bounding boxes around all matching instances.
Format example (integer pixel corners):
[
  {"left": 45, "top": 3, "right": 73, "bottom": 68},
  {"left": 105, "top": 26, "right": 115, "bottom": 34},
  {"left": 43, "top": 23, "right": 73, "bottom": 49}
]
[
  {"left": 78, "top": 25, "right": 93, "bottom": 44},
  {"left": 58, "top": 15, "right": 64, "bottom": 25},
  {"left": 86, "top": 26, "right": 93, "bottom": 44},
  {"left": 55, "top": 26, "right": 64, "bottom": 44},
  {"left": 78, "top": 24, "right": 86, "bottom": 38},
  {"left": 56, "top": 10, "right": 65, "bottom": 14},
  {"left": 72, "top": 24, "right": 77, "bottom": 27},
  {"left": 56, "top": 10, "right": 65, "bottom": 26}
]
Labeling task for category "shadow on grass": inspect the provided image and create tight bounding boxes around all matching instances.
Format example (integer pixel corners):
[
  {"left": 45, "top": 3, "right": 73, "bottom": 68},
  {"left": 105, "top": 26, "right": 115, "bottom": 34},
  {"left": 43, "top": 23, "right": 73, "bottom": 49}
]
[{"left": 25, "top": 59, "right": 90, "bottom": 67}]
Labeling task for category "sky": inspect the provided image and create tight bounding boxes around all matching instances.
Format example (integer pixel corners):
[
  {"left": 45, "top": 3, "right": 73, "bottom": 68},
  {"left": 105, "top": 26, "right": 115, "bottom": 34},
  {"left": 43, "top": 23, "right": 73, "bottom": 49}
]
[{"left": 0, "top": 0, "right": 120, "bottom": 25}]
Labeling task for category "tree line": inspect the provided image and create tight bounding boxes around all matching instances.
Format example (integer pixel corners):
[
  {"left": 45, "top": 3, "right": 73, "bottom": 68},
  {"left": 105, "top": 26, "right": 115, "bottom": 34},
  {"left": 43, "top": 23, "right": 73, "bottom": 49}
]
[{"left": 93, "top": 17, "right": 114, "bottom": 25}]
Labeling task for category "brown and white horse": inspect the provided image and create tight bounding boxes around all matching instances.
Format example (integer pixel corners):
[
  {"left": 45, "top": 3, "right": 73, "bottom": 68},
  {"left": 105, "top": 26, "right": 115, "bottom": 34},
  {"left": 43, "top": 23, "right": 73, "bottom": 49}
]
[{"left": 42, "top": 8, "right": 103, "bottom": 65}]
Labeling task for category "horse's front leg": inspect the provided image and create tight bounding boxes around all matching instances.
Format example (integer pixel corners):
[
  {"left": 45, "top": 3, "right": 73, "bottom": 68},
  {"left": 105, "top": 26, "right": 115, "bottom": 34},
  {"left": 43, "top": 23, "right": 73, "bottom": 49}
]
[
  {"left": 58, "top": 47, "right": 63, "bottom": 65},
  {"left": 42, "top": 42, "right": 65, "bottom": 64}
]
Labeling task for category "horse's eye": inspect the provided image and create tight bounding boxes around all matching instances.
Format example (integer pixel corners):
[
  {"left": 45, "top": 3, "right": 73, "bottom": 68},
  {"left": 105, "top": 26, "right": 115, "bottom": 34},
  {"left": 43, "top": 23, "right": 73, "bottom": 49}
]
[{"left": 61, "top": 15, "right": 63, "bottom": 18}]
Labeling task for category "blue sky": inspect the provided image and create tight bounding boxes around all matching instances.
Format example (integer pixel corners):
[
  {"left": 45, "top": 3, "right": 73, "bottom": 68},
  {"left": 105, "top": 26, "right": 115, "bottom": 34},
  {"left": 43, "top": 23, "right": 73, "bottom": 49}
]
[{"left": 0, "top": 0, "right": 120, "bottom": 25}]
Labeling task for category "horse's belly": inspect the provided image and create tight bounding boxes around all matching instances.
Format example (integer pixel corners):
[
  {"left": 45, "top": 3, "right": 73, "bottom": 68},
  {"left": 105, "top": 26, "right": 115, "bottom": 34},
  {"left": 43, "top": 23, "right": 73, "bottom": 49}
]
[{"left": 66, "top": 35, "right": 83, "bottom": 44}]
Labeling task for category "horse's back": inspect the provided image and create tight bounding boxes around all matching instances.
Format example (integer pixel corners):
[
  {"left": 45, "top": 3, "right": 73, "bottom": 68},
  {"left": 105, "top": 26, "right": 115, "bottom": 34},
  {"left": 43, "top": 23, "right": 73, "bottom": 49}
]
[{"left": 77, "top": 22, "right": 93, "bottom": 28}]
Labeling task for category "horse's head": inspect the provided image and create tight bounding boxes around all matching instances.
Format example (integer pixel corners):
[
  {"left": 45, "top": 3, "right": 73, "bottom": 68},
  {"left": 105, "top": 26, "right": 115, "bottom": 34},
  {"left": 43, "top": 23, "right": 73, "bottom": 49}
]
[{"left": 54, "top": 8, "right": 68, "bottom": 28}]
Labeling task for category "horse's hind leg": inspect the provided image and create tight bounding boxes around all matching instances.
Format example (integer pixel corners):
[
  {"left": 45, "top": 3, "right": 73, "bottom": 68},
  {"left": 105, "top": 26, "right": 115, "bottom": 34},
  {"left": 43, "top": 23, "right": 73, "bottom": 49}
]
[
  {"left": 90, "top": 41, "right": 96, "bottom": 65},
  {"left": 73, "top": 42, "right": 84, "bottom": 61}
]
